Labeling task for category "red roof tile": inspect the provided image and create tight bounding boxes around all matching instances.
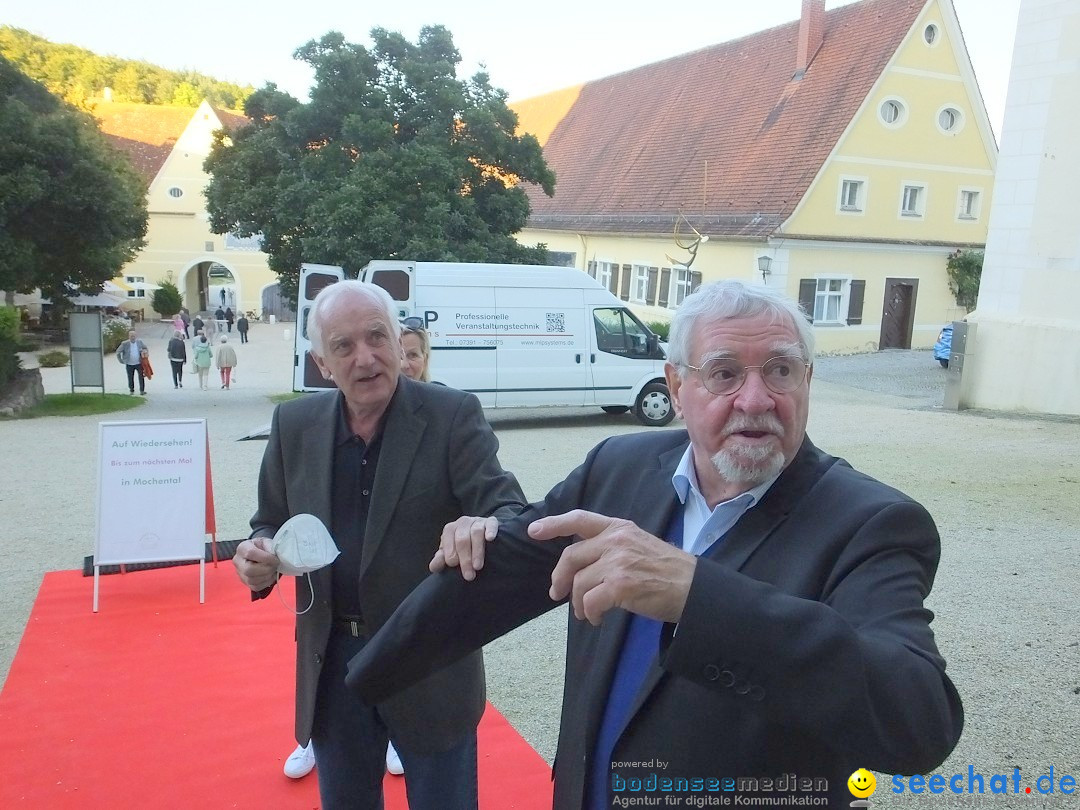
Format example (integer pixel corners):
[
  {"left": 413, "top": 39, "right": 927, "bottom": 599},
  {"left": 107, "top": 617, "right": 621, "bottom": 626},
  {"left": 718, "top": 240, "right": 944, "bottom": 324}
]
[
  {"left": 91, "top": 101, "right": 248, "bottom": 184},
  {"left": 514, "top": 0, "right": 923, "bottom": 238}
]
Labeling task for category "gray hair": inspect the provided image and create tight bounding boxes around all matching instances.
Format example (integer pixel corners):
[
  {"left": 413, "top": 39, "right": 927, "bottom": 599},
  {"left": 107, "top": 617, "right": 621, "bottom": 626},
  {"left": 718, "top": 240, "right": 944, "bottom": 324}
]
[
  {"left": 666, "top": 280, "right": 815, "bottom": 371},
  {"left": 220, "top": 335, "right": 228, "bottom": 343},
  {"left": 309, "top": 280, "right": 399, "bottom": 355}
]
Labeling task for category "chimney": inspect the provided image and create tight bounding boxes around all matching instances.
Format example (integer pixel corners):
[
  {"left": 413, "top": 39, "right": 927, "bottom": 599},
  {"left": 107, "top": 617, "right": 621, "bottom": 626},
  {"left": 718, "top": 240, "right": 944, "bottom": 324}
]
[{"left": 794, "top": 0, "right": 825, "bottom": 80}]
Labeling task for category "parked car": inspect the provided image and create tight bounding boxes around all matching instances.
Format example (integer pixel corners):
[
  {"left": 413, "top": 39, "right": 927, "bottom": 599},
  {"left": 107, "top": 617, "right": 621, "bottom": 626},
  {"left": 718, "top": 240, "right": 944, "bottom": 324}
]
[{"left": 933, "top": 324, "right": 953, "bottom": 367}]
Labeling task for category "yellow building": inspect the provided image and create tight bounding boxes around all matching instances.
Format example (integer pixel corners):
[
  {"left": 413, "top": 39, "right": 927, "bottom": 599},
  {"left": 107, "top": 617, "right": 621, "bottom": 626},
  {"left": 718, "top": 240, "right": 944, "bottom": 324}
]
[
  {"left": 512, "top": 0, "right": 997, "bottom": 352},
  {"left": 94, "top": 100, "right": 285, "bottom": 320}
]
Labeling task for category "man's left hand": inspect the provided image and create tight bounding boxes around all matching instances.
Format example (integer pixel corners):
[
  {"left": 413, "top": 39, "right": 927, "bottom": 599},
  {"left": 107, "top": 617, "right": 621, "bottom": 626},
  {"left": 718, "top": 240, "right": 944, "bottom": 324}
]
[{"left": 528, "top": 510, "right": 696, "bottom": 626}]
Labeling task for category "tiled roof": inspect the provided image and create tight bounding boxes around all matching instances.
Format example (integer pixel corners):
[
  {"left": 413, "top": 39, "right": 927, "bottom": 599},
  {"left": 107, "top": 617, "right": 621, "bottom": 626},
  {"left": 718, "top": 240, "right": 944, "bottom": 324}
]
[
  {"left": 512, "top": 0, "right": 923, "bottom": 238},
  {"left": 91, "top": 101, "right": 248, "bottom": 184}
]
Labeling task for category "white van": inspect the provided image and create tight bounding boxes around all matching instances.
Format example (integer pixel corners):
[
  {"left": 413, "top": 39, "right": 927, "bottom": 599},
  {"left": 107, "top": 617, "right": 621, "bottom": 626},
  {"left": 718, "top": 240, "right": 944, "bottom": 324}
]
[{"left": 293, "top": 261, "right": 673, "bottom": 426}]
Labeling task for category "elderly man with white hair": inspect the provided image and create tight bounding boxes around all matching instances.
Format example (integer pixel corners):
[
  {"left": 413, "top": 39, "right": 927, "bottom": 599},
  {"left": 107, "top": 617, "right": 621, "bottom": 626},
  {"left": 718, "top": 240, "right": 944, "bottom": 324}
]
[
  {"left": 348, "top": 279, "right": 964, "bottom": 810},
  {"left": 232, "top": 280, "right": 527, "bottom": 809}
]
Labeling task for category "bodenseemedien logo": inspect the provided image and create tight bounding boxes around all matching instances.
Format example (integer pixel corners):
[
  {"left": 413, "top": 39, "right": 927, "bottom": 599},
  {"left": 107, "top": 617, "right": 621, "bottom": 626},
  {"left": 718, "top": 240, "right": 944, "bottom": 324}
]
[{"left": 848, "top": 768, "right": 876, "bottom": 808}]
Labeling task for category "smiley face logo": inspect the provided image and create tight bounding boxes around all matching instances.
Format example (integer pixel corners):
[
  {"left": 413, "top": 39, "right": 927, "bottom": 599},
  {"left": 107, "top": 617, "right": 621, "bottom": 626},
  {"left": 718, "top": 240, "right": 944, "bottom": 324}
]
[{"left": 848, "top": 768, "right": 877, "bottom": 798}]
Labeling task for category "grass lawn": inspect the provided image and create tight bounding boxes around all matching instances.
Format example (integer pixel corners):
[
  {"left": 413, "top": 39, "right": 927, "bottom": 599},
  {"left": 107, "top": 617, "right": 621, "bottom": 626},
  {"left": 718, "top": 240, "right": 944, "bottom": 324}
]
[
  {"left": 269, "top": 392, "right": 306, "bottom": 403},
  {"left": 18, "top": 393, "right": 146, "bottom": 418}
]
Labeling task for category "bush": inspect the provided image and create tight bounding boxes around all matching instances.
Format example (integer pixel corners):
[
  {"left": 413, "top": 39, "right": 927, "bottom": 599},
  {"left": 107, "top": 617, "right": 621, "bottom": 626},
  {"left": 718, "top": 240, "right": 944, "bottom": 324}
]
[
  {"left": 946, "top": 249, "right": 983, "bottom": 312},
  {"left": 0, "top": 307, "right": 21, "bottom": 387},
  {"left": 38, "top": 350, "right": 70, "bottom": 367},
  {"left": 151, "top": 281, "right": 183, "bottom": 318},
  {"left": 102, "top": 317, "right": 130, "bottom": 354},
  {"left": 645, "top": 320, "right": 671, "bottom": 341}
]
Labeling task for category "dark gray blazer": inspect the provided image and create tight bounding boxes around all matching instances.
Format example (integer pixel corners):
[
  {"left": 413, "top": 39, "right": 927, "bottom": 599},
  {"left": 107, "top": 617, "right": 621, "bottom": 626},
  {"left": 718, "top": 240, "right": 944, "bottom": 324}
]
[
  {"left": 347, "top": 430, "right": 963, "bottom": 807},
  {"left": 251, "top": 377, "right": 527, "bottom": 752}
]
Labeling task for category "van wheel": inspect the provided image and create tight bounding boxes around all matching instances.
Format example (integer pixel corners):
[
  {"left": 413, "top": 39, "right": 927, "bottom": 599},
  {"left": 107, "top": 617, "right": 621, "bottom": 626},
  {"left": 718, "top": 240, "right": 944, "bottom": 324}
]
[
  {"left": 601, "top": 406, "right": 630, "bottom": 414},
  {"left": 634, "top": 382, "right": 674, "bottom": 427}
]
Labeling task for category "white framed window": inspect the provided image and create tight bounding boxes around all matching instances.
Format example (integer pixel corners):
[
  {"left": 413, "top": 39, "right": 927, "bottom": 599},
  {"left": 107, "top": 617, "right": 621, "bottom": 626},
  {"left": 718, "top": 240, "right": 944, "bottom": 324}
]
[
  {"left": 814, "top": 278, "right": 850, "bottom": 324},
  {"left": 125, "top": 275, "right": 146, "bottom": 299},
  {"left": 631, "top": 264, "right": 649, "bottom": 303},
  {"left": 879, "top": 96, "right": 908, "bottom": 128},
  {"left": 671, "top": 265, "right": 693, "bottom": 308},
  {"left": 957, "top": 187, "right": 982, "bottom": 221},
  {"left": 900, "top": 183, "right": 926, "bottom": 218},
  {"left": 596, "top": 261, "right": 616, "bottom": 291},
  {"left": 167, "top": 186, "right": 184, "bottom": 198},
  {"left": 838, "top": 175, "right": 868, "bottom": 214},
  {"left": 936, "top": 105, "right": 965, "bottom": 135},
  {"left": 923, "top": 23, "right": 940, "bottom": 46}
]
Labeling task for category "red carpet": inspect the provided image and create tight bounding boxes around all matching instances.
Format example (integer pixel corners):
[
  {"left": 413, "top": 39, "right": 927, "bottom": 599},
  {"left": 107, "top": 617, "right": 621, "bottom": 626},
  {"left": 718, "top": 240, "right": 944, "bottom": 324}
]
[{"left": 0, "top": 564, "right": 553, "bottom": 809}]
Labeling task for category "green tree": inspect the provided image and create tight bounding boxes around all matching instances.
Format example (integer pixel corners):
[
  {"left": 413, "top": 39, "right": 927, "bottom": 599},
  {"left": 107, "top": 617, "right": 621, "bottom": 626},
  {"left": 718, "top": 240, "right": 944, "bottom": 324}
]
[
  {"left": 172, "top": 81, "right": 202, "bottom": 107},
  {"left": 204, "top": 27, "right": 555, "bottom": 303},
  {"left": 151, "top": 280, "right": 182, "bottom": 317},
  {"left": 946, "top": 249, "right": 983, "bottom": 312},
  {"left": 0, "top": 56, "right": 148, "bottom": 304}
]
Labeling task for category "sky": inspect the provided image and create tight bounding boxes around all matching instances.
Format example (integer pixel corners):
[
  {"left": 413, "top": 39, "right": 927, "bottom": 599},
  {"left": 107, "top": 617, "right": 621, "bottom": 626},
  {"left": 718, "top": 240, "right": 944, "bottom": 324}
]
[{"left": 3, "top": 0, "right": 1022, "bottom": 138}]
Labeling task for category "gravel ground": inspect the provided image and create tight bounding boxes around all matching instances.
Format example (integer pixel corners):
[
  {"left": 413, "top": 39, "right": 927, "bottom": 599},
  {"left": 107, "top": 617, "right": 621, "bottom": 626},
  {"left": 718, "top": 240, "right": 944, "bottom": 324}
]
[{"left": 1, "top": 324, "right": 1077, "bottom": 808}]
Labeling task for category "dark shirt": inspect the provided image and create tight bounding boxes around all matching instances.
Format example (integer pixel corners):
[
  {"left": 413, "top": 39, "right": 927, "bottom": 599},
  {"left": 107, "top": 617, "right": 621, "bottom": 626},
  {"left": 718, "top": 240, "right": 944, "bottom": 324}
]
[
  {"left": 167, "top": 337, "right": 187, "bottom": 362},
  {"left": 237, "top": 317, "right": 248, "bottom": 332},
  {"left": 329, "top": 392, "right": 384, "bottom": 619}
]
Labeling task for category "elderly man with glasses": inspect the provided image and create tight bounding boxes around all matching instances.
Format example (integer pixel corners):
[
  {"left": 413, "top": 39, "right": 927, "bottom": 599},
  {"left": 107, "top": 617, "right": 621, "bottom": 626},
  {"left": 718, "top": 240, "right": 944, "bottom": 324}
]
[{"left": 348, "top": 279, "right": 963, "bottom": 809}]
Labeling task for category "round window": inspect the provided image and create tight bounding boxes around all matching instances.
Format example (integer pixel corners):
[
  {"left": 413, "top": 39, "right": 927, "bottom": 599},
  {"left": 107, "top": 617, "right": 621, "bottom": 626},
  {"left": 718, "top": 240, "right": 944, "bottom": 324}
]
[
  {"left": 924, "top": 24, "right": 939, "bottom": 45},
  {"left": 880, "top": 100, "right": 904, "bottom": 125},
  {"left": 168, "top": 187, "right": 184, "bottom": 198},
  {"left": 937, "top": 106, "right": 964, "bottom": 133}
]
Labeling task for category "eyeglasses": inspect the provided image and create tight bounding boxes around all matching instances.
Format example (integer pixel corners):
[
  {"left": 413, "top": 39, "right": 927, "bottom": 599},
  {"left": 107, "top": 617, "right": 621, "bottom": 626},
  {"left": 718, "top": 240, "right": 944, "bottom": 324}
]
[
  {"left": 681, "top": 355, "right": 809, "bottom": 396},
  {"left": 400, "top": 316, "right": 425, "bottom": 333}
]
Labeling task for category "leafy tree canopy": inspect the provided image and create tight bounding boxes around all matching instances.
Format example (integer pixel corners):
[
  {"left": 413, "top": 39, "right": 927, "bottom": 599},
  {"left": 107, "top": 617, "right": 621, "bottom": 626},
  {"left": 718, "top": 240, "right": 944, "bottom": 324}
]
[
  {"left": 946, "top": 249, "right": 983, "bottom": 312},
  {"left": 0, "top": 26, "right": 253, "bottom": 111},
  {"left": 0, "top": 55, "right": 148, "bottom": 302},
  {"left": 204, "top": 27, "right": 556, "bottom": 302}
]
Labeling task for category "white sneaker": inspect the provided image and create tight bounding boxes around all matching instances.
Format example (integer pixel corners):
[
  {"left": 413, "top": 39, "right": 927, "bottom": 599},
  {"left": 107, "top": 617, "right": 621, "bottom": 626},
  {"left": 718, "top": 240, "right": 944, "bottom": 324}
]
[
  {"left": 386, "top": 741, "right": 404, "bottom": 776},
  {"left": 284, "top": 743, "right": 316, "bottom": 779}
]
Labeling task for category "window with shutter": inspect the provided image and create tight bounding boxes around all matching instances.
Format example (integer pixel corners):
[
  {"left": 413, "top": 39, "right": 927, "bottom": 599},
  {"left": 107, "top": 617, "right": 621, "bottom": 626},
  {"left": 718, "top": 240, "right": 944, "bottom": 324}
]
[
  {"left": 658, "top": 268, "right": 672, "bottom": 308},
  {"left": 798, "top": 279, "right": 816, "bottom": 322},
  {"left": 846, "top": 280, "right": 866, "bottom": 325},
  {"left": 646, "top": 267, "right": 658, "bottom": 305},
  {"left": 587, "top": 260, "right": 597, "bottom": 279},
  {"left": 620, "top": 264, "right": 632, "bottom": 302}
]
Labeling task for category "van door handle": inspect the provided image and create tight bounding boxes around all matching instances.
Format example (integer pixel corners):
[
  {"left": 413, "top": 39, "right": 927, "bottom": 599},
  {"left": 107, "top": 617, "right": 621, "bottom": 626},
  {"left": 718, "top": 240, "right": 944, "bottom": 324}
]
[
  {"left": 591, "top": 354, "right": 596, "bottom": 363},
  {"left": 575, "top": 354, "right": 581, "bottom": 363}
]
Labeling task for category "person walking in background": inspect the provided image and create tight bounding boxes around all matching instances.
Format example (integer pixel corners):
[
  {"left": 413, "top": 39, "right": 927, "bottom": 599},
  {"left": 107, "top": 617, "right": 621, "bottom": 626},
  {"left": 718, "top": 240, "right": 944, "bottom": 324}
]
[
  {"left": 167, "top": 330, "right": 187, "bottom": 389},
  {"left": 236, "top": 313, "right": 249, "bottom": 344},
  {"left": 216, "top": 335, "right": 238, "bottom": 389},
  {"left": 224, "top": 307, "right": 235, "bottom": 333},
  {"left": 172, "top": 312, "right": 185, "bottom": 335},
  {"left": 214, "top": 306, "right": 225, "bottom": 325},
  {"left": 115, "top": 330, "right": 148, "bottom": 396},
  {"left": 192, "top": 314, "right": 204, "bottom": 336},
  {"left": 180, "top": 307, "right": 191, "bottom": 338},
  {"left": 192, "top": 334, "right": 213, "bottom": 390}
]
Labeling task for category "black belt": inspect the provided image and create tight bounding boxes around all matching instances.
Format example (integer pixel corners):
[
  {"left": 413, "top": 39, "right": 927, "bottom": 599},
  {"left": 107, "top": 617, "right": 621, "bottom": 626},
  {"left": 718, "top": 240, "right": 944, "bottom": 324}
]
[{"left": 334, "top": 615, "right": 367, "bottom": 637}]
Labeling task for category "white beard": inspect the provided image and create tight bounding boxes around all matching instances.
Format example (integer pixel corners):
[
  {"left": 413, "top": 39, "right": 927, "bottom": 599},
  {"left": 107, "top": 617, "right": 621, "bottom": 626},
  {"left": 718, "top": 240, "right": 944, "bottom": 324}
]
[{"left": 710, "top": 414, "right": 787, "bottom": 486}]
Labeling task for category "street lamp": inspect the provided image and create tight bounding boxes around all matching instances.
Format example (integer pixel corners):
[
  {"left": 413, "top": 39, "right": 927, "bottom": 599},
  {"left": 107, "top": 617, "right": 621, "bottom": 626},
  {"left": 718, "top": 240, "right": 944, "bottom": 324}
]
[{"left": 757, "top": 255, "right": 773, "bottom": 283}]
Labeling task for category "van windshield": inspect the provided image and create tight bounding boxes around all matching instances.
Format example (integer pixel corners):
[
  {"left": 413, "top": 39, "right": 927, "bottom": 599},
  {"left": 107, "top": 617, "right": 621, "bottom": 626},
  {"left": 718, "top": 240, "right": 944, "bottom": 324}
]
[{"left": 593, "top": 308, "right": 660, "bottom": 359}]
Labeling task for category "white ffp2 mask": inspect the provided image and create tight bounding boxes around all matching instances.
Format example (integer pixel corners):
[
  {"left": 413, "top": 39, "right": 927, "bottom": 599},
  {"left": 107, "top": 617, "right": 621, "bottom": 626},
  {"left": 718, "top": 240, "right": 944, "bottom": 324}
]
[{"left": 272, "top": 513, "right": 340, "bottom": 576}]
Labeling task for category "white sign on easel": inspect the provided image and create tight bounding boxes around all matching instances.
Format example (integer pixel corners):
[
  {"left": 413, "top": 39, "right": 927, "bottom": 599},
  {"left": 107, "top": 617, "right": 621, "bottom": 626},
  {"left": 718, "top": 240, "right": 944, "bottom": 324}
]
[{"left": 94, "top": 419, "right": 208, "bottom": 611}]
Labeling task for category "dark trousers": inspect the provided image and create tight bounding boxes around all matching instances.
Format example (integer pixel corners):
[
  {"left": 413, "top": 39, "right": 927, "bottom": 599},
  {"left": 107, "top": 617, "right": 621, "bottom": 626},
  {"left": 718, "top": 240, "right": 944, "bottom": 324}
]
[
  {"left": 238, "top": 331, "right": 248, "bottom": 343},
  {"left": 170, "top": 360, "right": 184, "bottom": 387},
  {"left": 311, "top": 627, "right": 478, "bottom": 810},
  {"left": 125, "top": 363, "right": 145, "bottom": 393}
]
